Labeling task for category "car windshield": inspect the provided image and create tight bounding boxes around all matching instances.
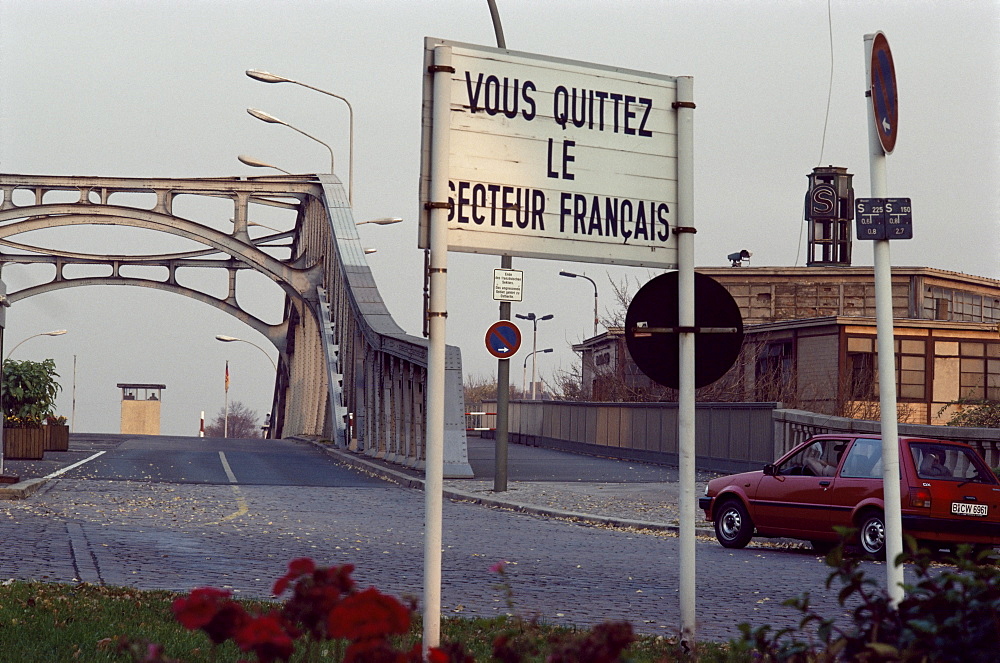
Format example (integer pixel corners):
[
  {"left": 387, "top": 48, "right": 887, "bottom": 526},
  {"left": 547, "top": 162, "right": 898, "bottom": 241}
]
[{"left": 909, "top": 442, "right": 997, "bottom": 484}]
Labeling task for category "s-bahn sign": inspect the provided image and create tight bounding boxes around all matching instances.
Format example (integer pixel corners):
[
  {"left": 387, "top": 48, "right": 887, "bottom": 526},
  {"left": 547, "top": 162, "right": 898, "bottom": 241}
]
[{"left": 419, "top": 38, "right": 683, "bottom": 268}]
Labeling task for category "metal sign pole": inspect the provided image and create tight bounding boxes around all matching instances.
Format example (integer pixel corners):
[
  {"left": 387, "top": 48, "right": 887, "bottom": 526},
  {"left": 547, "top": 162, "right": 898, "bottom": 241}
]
[
  {"left": 674, "top": 75, "right": 697, "bottom": 647},
  {"left": 423, "top": 43, "right": 453, "bottom": 652},
  {"left": 864, "top": 32, "right": 904, "bottom": 604},
  {"left": 490, "top": 0, "right": 511, "bottom": 494},
  {"left": 495, "top": 259, "right": 512, "bottom": 492}
]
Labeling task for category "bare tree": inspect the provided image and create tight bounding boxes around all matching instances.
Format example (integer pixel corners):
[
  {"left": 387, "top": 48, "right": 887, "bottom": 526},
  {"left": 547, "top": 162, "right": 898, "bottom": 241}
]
[{"left": 204, "top": 401, "right": 262, "bottom": 438}]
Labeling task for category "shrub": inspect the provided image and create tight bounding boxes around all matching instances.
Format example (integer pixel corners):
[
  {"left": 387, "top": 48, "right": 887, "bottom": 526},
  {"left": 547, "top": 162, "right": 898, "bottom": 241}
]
[
  {"left": 734, "top": 535, "right": 1000, "bottom": 662},
  {"left": 2, "top": 358, "right": 61, "bottom": 428}
]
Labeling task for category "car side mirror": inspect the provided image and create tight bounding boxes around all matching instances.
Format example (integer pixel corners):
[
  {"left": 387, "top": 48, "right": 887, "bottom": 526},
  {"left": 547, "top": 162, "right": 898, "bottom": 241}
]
[{"left": 763, "top": 463, "right": 777, "bottom": 476}]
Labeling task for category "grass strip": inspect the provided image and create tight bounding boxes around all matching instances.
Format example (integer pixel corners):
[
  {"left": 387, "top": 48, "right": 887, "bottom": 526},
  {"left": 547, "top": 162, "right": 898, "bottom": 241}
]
[{"left": 0, "top": 580, "right": 745, "bottom": 662}]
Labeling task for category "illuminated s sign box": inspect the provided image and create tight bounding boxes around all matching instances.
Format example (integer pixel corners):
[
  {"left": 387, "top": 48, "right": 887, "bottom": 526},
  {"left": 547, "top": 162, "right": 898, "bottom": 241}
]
[{"left": 419, "top": 38, "right": 682, "bottom": 268}]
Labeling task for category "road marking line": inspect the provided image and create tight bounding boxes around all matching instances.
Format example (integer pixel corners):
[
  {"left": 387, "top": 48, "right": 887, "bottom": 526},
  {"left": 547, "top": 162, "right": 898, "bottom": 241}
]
[
  {"left": 208, "top": 451, "right": 248, "bottom": 525},
  {"left": 43, "top": 451, "right": 106, "bottom": 480},
  {"left": 218, "top": 451, "right": 238, "bottom": 484}
]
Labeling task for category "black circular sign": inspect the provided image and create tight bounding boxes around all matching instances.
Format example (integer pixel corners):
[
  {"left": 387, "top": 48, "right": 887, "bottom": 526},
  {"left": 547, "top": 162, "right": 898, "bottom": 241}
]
[{"left": 624, "top": 271, "right": 744, "bottom": 389}]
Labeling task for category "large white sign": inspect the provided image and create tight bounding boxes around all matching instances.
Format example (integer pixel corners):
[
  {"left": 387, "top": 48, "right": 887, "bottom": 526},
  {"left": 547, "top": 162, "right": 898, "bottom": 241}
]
[{"left": 419, "top": 38, "right": 682, "bottom": 268}]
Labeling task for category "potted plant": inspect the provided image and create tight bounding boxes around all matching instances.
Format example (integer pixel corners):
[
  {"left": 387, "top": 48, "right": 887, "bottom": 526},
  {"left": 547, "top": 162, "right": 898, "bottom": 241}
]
[
  {"left": 44, "top": 414, "right": 69, "bottom": 452},
  {"left": 2, "top": 358, "right": 61, "bottom": 460}
]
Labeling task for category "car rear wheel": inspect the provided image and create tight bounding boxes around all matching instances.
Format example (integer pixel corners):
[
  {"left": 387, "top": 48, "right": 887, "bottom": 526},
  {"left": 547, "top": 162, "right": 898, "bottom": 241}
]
[
  {"left": 858, "top": 510, "right": 886, "bottom": 558},
  {"left": 714, "top": 499, "right": 754, "bottom": 548}
]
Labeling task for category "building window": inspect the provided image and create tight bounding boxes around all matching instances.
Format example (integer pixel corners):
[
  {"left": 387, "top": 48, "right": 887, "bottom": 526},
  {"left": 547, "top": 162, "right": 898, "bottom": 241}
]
[
  {"left": 960, "top": 342, "right": 1000, "bottom": 400},
  {"left": 755, "top": 341, "right": 792, "bottom": 401},
  {"left": 897, "top": 339, "right": 927, "bottom": 401},
  {"left": 844, "top": 336, "right": 926, "bottom": 402},
  {"left": 846, "top": 337, "right": 876, "bottom": 400}
]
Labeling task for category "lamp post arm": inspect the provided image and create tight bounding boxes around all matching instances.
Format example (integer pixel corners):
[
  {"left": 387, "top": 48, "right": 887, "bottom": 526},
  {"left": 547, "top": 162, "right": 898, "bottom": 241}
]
[
  {"left": 287, "top": 82, "right": 354, "bottom": 205},
  {"left": 579, "top": 274, "right": 599, "bottom": 337},
  {"left": 283, "top": 123, "right": 335, "bottom": 176}
]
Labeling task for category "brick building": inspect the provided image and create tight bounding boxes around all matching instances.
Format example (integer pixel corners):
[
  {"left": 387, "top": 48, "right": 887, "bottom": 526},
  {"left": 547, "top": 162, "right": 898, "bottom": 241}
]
[{"left": 573, "top": 266, "right": 1000, "bottom": 425}]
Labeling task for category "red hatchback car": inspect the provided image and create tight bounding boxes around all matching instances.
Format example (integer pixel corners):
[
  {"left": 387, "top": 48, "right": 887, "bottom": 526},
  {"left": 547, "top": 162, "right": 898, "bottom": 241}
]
[{"left": 699, "top": 435, "right": 1000, "bottom": 556}]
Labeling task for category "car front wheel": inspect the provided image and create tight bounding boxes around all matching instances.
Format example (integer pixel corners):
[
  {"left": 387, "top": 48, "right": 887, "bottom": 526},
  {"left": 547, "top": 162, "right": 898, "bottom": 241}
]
[
  {"left": 858, "top": 510, "right": 886, "bottom": 558},
  {"left": 714, "top": 498, "right": 754, "bottom": 548}
]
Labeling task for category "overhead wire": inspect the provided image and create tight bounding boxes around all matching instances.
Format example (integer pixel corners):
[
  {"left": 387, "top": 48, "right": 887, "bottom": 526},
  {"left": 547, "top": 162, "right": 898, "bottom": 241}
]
[{"left": 796, "top": 0, "right": 836, "bottom": 266}]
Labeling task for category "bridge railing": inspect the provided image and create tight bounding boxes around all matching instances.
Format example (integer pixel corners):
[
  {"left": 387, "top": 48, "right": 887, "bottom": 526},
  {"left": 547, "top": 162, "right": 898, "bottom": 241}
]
[
  {"left": 484, "top": 400, "right": 1000, "bottom": 473},
  {"left": 773, "top": 409, "right": 1000, "bottom": 468},
  {"left": 308, "top": 177, "right": 472, "bottom": 477}
]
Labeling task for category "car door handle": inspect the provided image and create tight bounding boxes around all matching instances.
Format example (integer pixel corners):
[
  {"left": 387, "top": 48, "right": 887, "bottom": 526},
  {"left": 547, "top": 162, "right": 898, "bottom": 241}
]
[{"left": 819, "top": 481, "right": 831, "bottom": 487}]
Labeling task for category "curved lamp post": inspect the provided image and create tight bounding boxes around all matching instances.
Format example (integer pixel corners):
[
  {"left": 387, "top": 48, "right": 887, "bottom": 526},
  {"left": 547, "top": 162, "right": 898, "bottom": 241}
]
[
  {"left": 247, "top": 108, "right": 335, "bottom": 176},
  {"left": 515, "top": 313, "right": 554, "bottom": 399},
  {"left": 522, "top": 348, "right": 553, "bottom": 397},
  {"left": 559, "top": 270, "right": 599, "bottom": 337},
  {"left": 237, "top": 154, "right": 293, "bottom": 175},
  {"left": 215, "top": 335, "right": 277, "bottom": 372},
  {"left": 5, "top": 329, "right": 68, "bottom": 361},
  {"left": 246, "top": 69, "right": 354, "bottom": 205}
]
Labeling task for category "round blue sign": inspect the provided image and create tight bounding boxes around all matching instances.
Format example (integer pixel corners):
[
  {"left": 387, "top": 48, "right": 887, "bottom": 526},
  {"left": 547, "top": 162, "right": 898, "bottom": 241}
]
[{"left": 485, "top": 321, "right": 521, "bottom": 359}]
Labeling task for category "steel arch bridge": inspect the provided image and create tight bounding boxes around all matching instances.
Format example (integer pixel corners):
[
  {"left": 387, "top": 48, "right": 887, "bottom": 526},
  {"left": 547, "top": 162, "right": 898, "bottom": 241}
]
[{"left": 0, "top": 172, "right": 472, "bottom": 477}]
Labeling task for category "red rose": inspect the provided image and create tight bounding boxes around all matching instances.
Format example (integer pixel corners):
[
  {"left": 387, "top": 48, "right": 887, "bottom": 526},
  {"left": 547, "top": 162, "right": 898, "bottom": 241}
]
[{"left": 328, "top": 588, "right": 411, "bottom": 640}]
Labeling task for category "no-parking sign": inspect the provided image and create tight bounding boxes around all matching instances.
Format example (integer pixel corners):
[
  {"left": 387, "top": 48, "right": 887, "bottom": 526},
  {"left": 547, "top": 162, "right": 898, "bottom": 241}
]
[{"left": 484, "top": 321, "right": 521, "bottom": 359}]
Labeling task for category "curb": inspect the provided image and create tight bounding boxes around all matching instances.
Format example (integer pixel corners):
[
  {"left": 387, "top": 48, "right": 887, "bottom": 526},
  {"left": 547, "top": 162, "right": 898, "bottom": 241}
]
[
  {"left": 303, "top": 439, "right": 717, "bottom": 537},
  {"left": 0, "top": 477, "right": 49, "bottom": 501}
]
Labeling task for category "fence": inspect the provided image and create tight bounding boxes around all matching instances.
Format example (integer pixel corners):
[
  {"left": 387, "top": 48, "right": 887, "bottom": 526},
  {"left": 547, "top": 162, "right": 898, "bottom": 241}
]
[
  {"left": 483, "top": 400, "right": 779, "bottom": 473},
  {"left": 482, "top": 400, "right": 1000, "bottom": 473}
]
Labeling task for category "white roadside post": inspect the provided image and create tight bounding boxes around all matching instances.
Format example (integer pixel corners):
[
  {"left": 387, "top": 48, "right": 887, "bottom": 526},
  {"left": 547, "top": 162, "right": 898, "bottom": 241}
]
[
  {"left": 864, "top": 31, "right": 904, "bottom": 604},
  {"left": 674, "top": 75, "right": 698, "bottom": 647},
  {"left": 423, "top": 43, "right": 453, "bottom": 654}
]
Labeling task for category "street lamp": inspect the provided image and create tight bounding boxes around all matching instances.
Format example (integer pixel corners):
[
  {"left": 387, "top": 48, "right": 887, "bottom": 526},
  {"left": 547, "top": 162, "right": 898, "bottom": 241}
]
[
  {"left": 215, "top": 335, "right": 278, "bottom": 372},
  {"left": 522, "top": 348, "right": 553, "bottom": 397},
  {"left": 515, "top": 312, "right": 554, "bottom": 399},
  {"left": 246, "top": 69, "right": 355, "bottom": 205},
  {"left": 559, "top": 270, "right": 599, "bottom": 337},
  {"left": 5, "top": 329, "right": 68, "bottom": 361},
  {"left": 247, "top": 108, "right": 335, "bottom": 176},
  {"left": 355, "top": 217, "right": 403, "bottom": 226},
  {"left": 238, "top": 154, "right": 293, "bottom": 175}
]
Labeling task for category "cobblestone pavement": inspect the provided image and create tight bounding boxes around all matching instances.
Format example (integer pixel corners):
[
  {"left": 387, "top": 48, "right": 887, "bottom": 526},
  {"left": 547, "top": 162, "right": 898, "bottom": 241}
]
[{"left": 0, "top": 436, "right": 875, "bottom": 642}]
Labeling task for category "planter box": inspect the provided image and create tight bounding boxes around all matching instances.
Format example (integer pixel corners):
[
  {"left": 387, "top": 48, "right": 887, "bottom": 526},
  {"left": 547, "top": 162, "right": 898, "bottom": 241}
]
[
  {"left": 3, "top": 427, "right": 45, "bottom": 460},
  {"left": 45, "top": 424, "right": 69, "bottom": 452}
]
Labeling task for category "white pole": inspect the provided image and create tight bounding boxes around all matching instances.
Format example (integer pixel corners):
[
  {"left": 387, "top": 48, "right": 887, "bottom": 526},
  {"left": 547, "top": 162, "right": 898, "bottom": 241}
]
[
  {"left": 675, "top": 75, "right": 697, "bottom": 647},
  {"left": 864, "top": 32, "right": 904, "bottom": 604},
  {"left": 423, "top": 43, "right": 453, "bottom": 654},
  {"left": 71, "top": 354, "right": 77, "bottom": 433},
  {"left": 530, "top": 321, "right": 538, "bottom": 400}
]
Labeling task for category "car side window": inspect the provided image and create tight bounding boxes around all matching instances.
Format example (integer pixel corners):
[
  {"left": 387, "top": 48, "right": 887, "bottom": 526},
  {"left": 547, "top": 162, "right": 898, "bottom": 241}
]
[
  {"left": 840, "top": 438, "right": 882, "bottom": 478},
  {"left": 778, "top": 439, "right": 849, "bottom": 477},
  {"left": 910, "top": 443, "right": 995, "bottom": 483}
]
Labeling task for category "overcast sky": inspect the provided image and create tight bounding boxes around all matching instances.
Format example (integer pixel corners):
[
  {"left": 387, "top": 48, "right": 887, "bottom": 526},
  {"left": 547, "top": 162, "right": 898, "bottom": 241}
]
[{"left": 1, "top": 0, "right": 997, "bottom": 435}]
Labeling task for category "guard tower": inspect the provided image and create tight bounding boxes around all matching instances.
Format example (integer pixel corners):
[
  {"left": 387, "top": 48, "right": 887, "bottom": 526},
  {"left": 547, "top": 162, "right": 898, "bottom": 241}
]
[
  {"left": 118, "top": 383, "right": 165, "bottom": 435},
  {"left": 804, "top": 166, "right": 855, "bottom": 266}
]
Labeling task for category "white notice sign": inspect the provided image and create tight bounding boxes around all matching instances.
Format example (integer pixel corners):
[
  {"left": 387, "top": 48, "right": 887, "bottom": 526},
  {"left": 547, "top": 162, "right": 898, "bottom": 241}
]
[
  {"left": 493, "top": 268, "right": 523, "bottom": 302},
  {"left": 420, "top": 38, "right": 683, "bottom": 269}
]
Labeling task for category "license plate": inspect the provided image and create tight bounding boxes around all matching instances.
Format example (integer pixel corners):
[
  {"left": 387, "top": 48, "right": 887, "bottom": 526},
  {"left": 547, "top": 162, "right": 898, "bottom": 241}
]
[{"left": 951, "top": 502, "right": 988, "bottom": 517}]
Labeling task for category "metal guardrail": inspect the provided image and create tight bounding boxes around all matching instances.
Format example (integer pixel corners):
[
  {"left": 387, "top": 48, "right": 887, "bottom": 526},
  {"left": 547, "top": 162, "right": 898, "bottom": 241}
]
[{"left": 315, "top": 177, "right": 472, "bottom": 477}]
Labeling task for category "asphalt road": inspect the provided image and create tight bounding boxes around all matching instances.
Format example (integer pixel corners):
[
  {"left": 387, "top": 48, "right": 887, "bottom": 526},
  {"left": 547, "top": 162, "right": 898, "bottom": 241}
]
[{"left": 0, "top": 434, "right": 872, "bottom": 641}]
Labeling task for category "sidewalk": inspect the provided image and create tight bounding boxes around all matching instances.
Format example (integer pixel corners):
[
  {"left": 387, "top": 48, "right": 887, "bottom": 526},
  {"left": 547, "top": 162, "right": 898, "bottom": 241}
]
[
  {"left": 312, "top": 437, "right": 719, "bottom": 536},
  {"left": 0, "top": 434, "right": 117, "bottom": 499}
]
